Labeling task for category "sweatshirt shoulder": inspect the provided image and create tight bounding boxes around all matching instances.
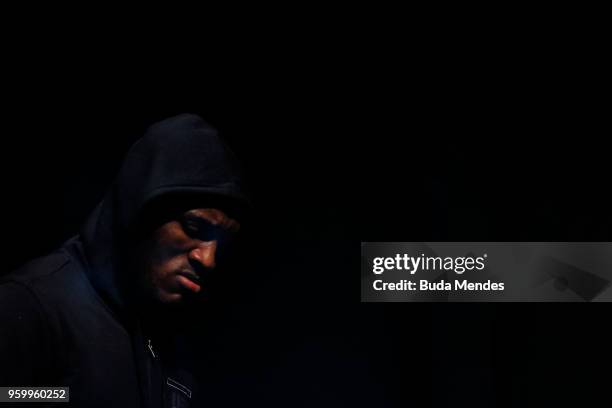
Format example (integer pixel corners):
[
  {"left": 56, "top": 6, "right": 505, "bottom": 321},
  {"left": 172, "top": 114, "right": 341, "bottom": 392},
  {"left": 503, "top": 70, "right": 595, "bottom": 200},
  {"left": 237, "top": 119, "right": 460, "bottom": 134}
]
[
  {"left": 0, "top": 248, "right": 91, "bottom": 305},
  {"left": 2, "top": 250, "right": 73, "bottom": 286},
  {"left": 1, "top": 247, "right": 101, "bottom": 328},
  {"left": 0, "top": 250, "right": 80, "bottom": 385}
]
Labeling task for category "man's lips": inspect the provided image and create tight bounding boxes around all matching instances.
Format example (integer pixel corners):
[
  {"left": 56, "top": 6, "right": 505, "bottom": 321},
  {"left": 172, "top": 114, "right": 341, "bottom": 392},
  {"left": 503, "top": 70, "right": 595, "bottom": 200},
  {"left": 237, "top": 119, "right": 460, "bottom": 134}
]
[
  {"left": 176, "top": 271, "right": 201, "bottom": 293},
  {"left": 178, "top": 270, "right": 201, "bottom": 282}
]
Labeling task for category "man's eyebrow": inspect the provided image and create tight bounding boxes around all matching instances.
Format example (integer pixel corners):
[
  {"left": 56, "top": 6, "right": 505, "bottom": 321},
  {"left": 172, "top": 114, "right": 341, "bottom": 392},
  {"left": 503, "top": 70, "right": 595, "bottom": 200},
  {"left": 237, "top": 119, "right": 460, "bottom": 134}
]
[{"left": 183, "top": 212, "right": 240, "bottom": 232}]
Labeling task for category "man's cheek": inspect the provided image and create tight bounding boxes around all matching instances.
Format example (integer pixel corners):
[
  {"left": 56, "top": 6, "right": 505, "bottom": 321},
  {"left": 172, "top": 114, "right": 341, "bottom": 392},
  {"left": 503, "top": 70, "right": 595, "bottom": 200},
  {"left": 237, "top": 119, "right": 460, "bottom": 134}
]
[{"left": 155, "top": 256, "right": 186, "bottom": 285}]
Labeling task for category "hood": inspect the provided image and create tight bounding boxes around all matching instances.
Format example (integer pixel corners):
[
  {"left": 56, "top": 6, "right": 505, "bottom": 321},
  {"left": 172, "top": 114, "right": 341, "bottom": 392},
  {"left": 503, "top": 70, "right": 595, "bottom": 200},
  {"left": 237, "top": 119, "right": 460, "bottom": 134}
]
[{"left": 79, "top": 113, "right": 248, "bottom": 312}]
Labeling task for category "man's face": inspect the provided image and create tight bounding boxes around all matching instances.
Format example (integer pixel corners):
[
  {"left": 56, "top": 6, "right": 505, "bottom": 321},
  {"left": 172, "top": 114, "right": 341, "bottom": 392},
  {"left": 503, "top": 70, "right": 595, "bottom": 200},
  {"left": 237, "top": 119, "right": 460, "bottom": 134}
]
[{"left": 137, "top": 208, "right": 240, "bottom": 303}]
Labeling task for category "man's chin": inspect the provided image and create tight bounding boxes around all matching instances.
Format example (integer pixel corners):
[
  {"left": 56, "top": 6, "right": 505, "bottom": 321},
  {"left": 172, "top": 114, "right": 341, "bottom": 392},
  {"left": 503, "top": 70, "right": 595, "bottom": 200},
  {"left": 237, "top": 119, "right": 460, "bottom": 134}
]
[
  {"left": 154, "top": 291, "right": 184, "bottom": 304},
  {"left": 154, "top": 287, "right": 207, "bottom": 305}
]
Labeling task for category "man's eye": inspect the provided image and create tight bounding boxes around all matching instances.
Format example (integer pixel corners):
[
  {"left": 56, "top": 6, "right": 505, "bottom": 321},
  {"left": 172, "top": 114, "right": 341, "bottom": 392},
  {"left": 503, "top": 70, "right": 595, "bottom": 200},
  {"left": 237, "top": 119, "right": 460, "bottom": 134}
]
[
  {"left": 184, "top": 220, "right": 199, "bottom": 232},
  {"left": 182, "top": 220, "right": 217, "bottom": 241}
]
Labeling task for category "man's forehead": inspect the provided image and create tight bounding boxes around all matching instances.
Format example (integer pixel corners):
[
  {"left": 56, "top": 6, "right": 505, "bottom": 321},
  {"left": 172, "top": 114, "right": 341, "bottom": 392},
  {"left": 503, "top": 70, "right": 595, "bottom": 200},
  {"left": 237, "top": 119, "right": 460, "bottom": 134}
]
[{"left": 140, "top": 193, "right": 245, "bottom": 229}]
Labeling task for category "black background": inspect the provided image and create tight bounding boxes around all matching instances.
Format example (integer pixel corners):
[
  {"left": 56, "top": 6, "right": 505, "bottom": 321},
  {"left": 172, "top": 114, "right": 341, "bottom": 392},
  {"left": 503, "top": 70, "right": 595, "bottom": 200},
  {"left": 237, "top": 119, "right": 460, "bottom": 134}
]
[{"left": 2, "top": 24, "right": 610, "bottom": 407}]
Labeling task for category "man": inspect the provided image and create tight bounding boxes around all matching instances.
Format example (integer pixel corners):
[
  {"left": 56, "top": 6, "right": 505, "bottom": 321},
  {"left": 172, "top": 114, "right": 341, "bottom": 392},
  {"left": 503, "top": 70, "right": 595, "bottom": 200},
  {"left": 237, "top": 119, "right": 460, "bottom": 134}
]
[{"left": 0, "top": 114, "right": 249, "bottom": 407}]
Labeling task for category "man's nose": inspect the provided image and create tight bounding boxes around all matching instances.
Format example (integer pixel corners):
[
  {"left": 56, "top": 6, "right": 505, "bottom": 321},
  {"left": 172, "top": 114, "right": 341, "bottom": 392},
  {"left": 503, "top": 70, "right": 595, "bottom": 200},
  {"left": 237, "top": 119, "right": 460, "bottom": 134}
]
[{"left": 188, "top": 241, "right": 217, "bottom": 270}]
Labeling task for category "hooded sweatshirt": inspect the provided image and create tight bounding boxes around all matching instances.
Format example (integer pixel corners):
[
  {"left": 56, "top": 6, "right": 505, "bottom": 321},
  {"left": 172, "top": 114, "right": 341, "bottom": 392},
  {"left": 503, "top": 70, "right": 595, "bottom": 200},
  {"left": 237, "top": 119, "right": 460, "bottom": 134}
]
[{"left": 0, "top": 114, "right": 248, "bottom": 408}]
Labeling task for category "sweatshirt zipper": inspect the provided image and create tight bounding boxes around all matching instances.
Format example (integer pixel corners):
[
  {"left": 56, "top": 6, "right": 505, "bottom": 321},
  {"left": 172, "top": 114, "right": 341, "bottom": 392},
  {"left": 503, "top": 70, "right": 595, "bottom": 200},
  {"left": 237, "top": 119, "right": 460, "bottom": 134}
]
[
  {"left": 147, "top": 338, "right": 157, "bottom": 359},
  {"left": 144, "top": 337, "right": 165, "bottom": 408}
]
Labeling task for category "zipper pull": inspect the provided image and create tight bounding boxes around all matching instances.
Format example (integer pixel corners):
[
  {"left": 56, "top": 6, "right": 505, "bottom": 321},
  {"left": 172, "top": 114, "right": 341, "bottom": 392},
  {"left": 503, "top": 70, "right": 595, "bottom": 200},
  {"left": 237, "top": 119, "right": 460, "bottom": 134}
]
[{"left": 147, "top": 338, "right": 157, "bottom": 359}]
